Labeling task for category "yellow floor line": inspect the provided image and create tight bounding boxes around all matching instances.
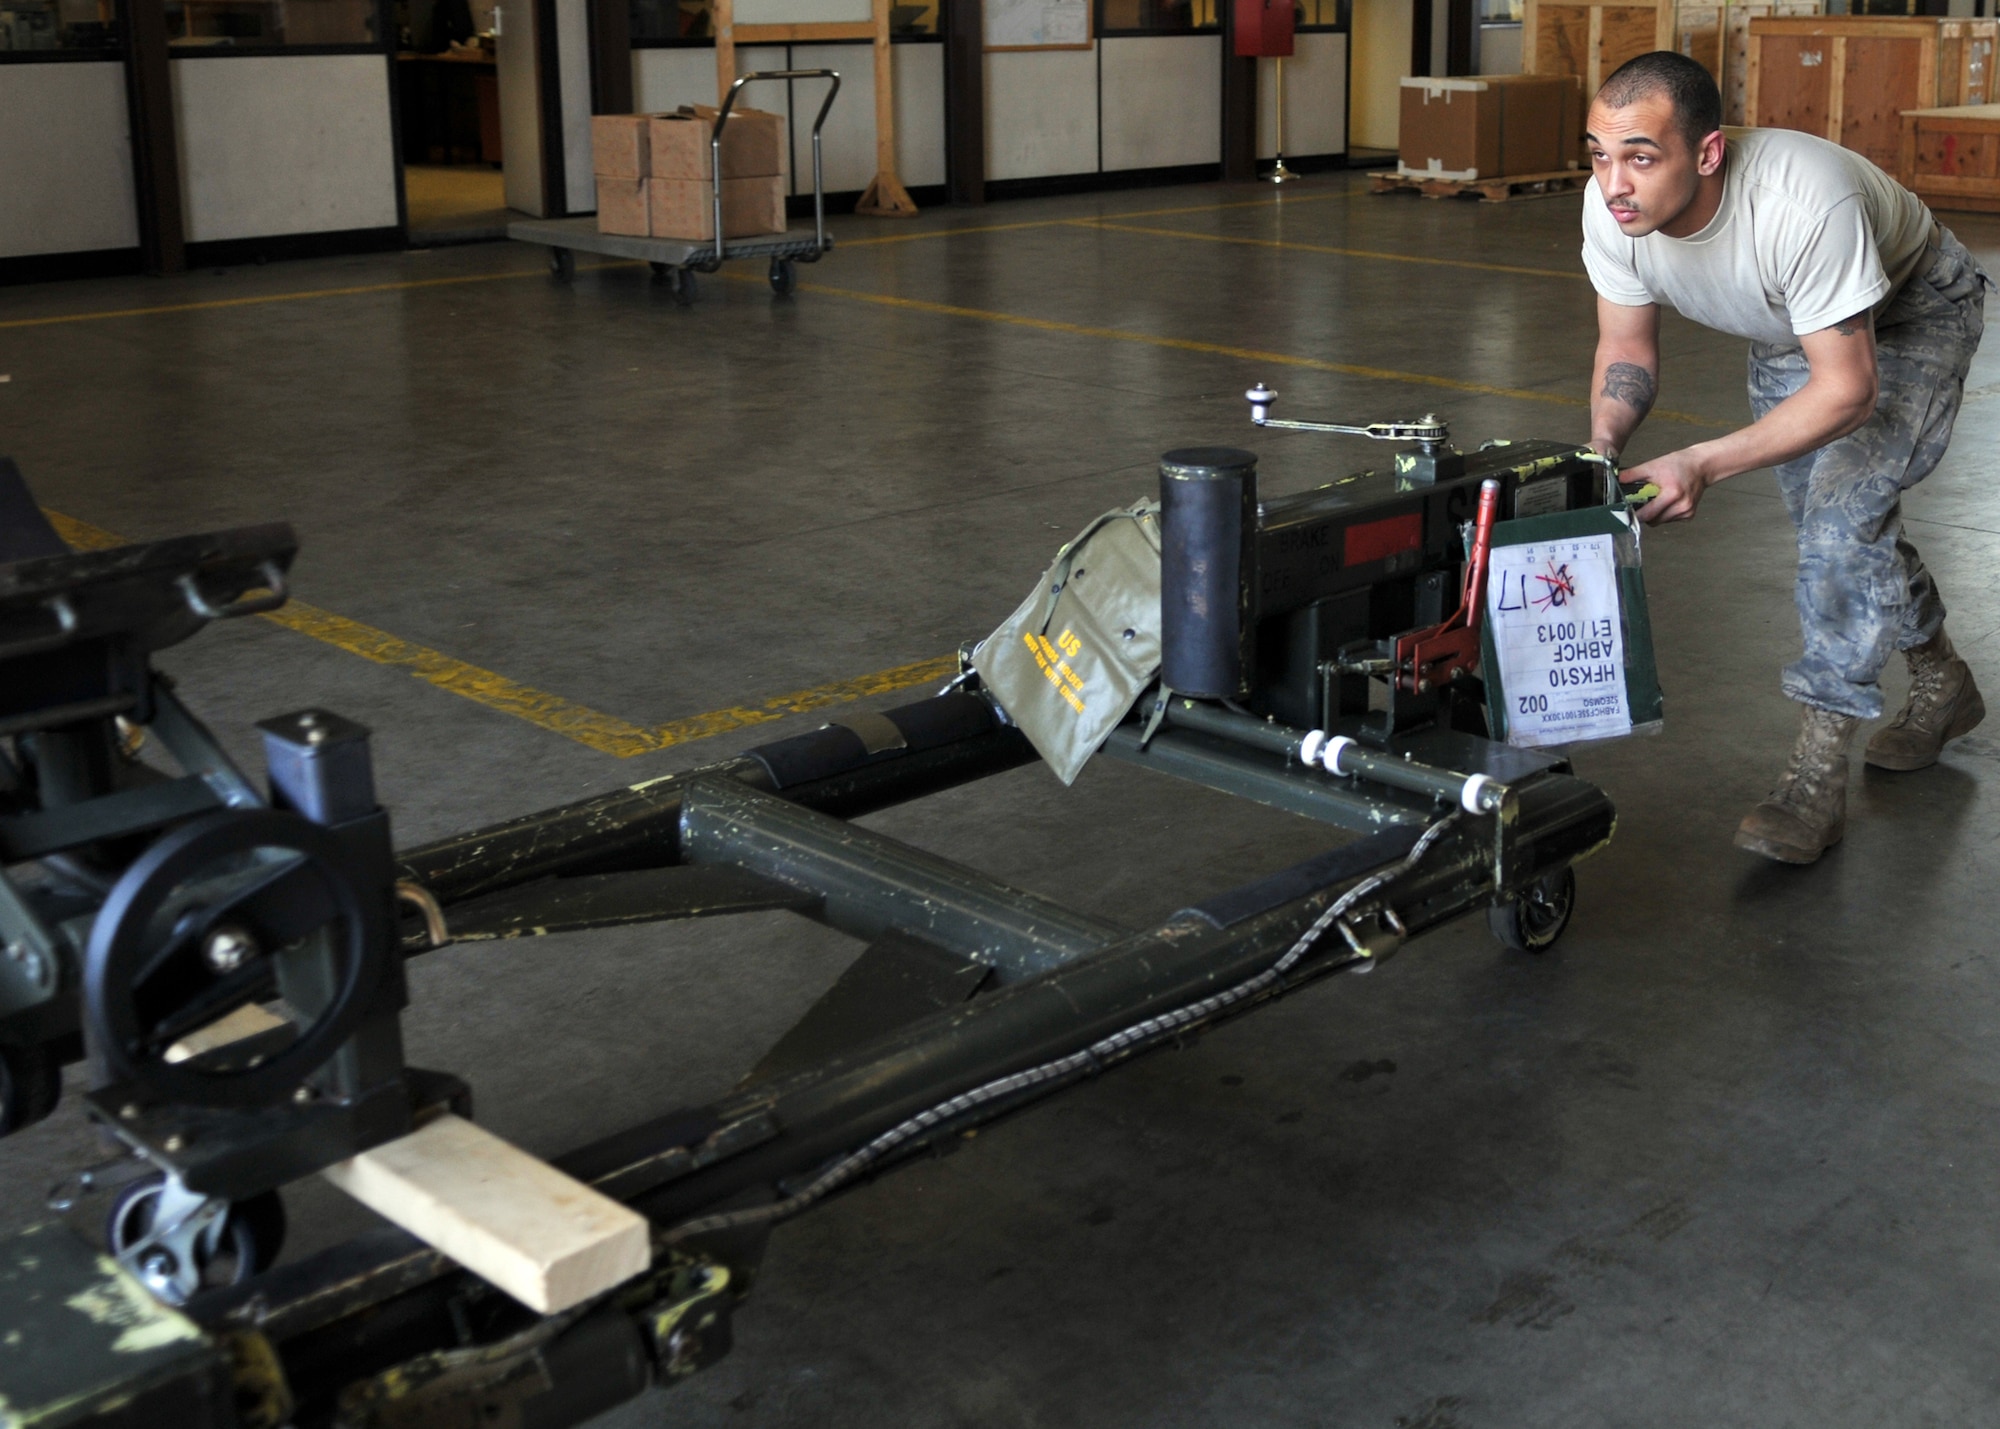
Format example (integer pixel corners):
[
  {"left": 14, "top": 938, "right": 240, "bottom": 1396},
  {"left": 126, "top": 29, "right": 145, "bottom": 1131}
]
[
  {"left": 0, "top": 260, "right": 643, "bottom": 332},
  {"left": 779, "top": 276, "right": 1723, "bottom": 427},
  {"left": 1075, "top": 219, "right": 1586, "bottom": 280},
  {"left": 40, "top": 509, "right": 953, "bottom": 758},
  {"left": 838, "top": 187, "right": 1360, "bottom": 248}
]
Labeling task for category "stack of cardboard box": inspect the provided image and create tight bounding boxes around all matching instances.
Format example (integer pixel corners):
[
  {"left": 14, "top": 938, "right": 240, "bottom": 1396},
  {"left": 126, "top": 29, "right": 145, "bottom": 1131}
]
[
  {"left": 591, "top": 106, "right": 787, "bottom": 241},
  {"left": 1396, "top": 75, "right": 1585, "bottom": 182}
]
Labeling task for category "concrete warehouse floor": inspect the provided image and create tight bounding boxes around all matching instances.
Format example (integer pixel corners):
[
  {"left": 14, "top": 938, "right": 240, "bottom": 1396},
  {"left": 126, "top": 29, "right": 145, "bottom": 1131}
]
[{"left": 4, "top": 175, "right": 2000, "bottom": 1428}]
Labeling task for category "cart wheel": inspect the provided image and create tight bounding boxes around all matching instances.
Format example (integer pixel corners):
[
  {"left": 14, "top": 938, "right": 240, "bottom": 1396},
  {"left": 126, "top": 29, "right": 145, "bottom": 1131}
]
[
  {"left": 106, "top": 1175, "right": 286, "bottom": 1303},
  {"left": 1487, "top": 866, "right": 1576, "bottom": 954},
  {"left": 668, "top": 267, "right": 697, "bottom": 306},
  {"left": 769, "top": 257, "right": 797, "bottom": 296},
  {"left": 650, "top": 261, "right": 670, "bottom": 277},
  {"left": 548, "top": 247, "right": 575, "bottom": 282}
]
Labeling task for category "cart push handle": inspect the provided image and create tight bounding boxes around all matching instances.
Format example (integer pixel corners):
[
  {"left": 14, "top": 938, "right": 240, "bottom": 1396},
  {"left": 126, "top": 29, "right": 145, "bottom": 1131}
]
[{"left": 711, "top": 69, "right": 842, "bottom": 266}]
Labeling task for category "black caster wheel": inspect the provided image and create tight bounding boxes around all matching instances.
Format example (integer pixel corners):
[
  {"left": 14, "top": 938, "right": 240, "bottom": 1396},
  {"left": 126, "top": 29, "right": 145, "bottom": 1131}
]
[
  {"left": 0, "top": 1043, "right": 59, "bottom": 1137},
  {"left": 668, "top": 267, "right": 697, "bottom": 306},
  {"left": 107, "top": 1174, "right": 286, "bottom": 1303},
  {"left": 1487, "top": 866, "right": 1576, "bottom": 954},
  {"left": 769, "top": 257, "right": 797, "bottom": 296},
  {"left": 650, "top": 260, "right": 670, "bottom": 277},
  {"left": 548, "top": 247, "right": 575, "bottom": 282}
]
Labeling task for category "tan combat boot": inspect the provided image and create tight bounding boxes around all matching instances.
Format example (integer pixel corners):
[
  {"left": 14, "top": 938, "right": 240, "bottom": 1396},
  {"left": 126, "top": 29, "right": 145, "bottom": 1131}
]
[
  {"left": 1864, "top": 628, "right": 1985, "bottom": 771},
  {"left": 1734, "top": 705, "right": 1860, "bottom": 865}
]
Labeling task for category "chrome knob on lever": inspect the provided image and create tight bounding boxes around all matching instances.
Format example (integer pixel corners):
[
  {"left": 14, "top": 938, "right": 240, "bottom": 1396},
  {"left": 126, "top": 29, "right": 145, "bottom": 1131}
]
[{"left": 1243, "top": 384, "right": 1451, "bottom": 453}]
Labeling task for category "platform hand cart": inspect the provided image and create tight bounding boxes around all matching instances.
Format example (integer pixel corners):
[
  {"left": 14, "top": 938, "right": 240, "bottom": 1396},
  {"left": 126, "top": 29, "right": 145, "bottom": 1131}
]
[{"left": 508, "top": 69, "right": 840, "bottom": 305}]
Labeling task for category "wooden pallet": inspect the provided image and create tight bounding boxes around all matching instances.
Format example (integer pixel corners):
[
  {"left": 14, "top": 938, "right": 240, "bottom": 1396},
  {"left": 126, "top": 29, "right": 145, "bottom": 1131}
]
[{"left": 1370, "top": 169, "right": 1593, "bottom": 202}]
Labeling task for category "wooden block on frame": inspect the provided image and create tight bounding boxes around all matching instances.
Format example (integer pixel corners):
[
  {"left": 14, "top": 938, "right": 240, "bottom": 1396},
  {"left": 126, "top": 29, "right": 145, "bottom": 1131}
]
[
  {"left": 164, "top": 1002, "right": 289, "bottom": 1063},
  {"left": 323, "top": 1113, "right": 651, "bottom": 1314}
]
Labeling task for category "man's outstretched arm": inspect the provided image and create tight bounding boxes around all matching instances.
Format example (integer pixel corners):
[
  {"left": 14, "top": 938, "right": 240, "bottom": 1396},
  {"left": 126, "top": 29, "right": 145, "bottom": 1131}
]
[
  {"left": 1624, "top": 310, "right": 1879, "bottom": 523},
  {"left": 1591, "top": 296, "right": 1662, "bottom": 459}
]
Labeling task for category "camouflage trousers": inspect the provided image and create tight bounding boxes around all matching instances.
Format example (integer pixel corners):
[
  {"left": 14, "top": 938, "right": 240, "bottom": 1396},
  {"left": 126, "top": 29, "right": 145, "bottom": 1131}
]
[{"left": 1748, "top": 226, "right": 1989, "bottom": 720}]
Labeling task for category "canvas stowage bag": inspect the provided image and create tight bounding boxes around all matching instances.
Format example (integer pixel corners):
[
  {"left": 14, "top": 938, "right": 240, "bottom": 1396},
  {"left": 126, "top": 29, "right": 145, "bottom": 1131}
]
[{"left": 973, "top": 500, "right": 1163, "bottom": 785}]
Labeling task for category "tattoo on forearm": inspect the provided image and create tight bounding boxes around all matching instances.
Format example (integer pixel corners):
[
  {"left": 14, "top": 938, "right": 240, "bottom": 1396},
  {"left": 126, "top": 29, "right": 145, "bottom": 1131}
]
[{"left": 1601, "top": 361, "right": 1657, "bottom": 416}]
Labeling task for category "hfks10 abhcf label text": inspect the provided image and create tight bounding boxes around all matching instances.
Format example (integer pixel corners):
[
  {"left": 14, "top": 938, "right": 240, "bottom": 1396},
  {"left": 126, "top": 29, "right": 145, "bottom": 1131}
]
[{"left": 1484, "top": 533, "right": 1632, "bottom": 747}]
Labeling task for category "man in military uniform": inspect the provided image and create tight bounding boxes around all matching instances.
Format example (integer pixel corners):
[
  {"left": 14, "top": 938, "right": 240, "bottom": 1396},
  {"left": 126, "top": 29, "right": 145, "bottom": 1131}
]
[{"left": 1581, "top": 50, "right": 1989, "bottom": 864}]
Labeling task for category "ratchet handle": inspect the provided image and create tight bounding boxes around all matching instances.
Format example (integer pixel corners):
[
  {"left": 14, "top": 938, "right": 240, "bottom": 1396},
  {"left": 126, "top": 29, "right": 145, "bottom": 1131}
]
[{"left": 177, "top": 560, "right": 289, "bottom": 621}]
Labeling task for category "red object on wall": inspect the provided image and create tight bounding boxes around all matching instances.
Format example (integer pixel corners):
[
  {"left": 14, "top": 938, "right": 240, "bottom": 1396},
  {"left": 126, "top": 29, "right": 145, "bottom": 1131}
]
[{"left": 1233, "top": 0, "right": 1293, "bottom": 57}]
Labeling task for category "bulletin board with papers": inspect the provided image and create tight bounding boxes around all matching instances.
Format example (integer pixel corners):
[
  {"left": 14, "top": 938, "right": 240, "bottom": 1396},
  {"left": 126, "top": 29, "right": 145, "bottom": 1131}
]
[{"left": 984, "top": 0, "right": 1092, "bottom": 50}]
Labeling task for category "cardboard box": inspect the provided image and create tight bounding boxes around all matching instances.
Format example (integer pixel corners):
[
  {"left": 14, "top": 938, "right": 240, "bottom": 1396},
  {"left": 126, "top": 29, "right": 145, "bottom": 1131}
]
[
  {"left": 596, "top": 177, "right": 650, "bottom": 236},
  {"left": 1397, "top": 74, "right": 1582, "bottom": 181},
  {"left": 649, "top": 174, "right": 787, "bottom": 241},
  {"left": 648, "top": 105, "right": 785, "bottom": 180},
  {"left": 592, "top": 114, "right": 660, "bottom": 181},
  {"left": 1490, "top": 73, "right": 1582, "bottom": 174}
]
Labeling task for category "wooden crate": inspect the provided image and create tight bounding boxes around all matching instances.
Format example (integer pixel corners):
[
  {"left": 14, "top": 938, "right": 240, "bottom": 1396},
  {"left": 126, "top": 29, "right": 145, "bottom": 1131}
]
[
  {"left": 1900, "top": 103, "right": 2000, "bottom": 212},
  {"left": 1748, "top": 16, "right": 2000, "bottom": 173},
  {"left": 1672, "top": 1, "right": 1820, "bottom": 124},
  {"left": 1524, "top": 0, "right": 1676, "bottom": 99}
]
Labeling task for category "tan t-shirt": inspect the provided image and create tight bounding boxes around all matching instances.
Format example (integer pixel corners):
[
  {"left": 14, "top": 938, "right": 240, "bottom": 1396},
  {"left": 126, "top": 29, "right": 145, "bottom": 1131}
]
[{"left": 1581, "top": 127, "right": 1934, "bottom": 346}]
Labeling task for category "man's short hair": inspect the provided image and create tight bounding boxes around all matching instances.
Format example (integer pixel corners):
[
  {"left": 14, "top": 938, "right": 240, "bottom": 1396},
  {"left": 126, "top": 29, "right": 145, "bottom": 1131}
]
[{"left": 1596, "top": 51, "right": 1724, "bottom": 153}]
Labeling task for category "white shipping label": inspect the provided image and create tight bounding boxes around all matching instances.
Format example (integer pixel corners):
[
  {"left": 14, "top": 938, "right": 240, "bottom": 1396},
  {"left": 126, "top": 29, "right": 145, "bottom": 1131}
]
[{"left": 1485, "top": 533, "right": 1632, "bottom": 747}]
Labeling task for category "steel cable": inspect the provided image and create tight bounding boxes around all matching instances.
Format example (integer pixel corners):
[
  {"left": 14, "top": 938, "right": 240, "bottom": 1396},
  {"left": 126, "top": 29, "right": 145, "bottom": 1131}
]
[{"left": 663, "top": 812, "right": 1461, "bottom": 1244}]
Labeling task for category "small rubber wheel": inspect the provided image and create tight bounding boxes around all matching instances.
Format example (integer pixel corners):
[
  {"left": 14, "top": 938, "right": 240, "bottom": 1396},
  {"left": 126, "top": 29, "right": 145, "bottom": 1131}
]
[
  {"left": 650, "top": 260, "right": 670, "bottom": 277},
  {"left": 106, "top": 1177, "right": 287, "bottom": 1294},
  {"left": 769, "top": 257, "right": 797, "bottom": 296},
  {"left": 228, "top": 1190, "right": 288, "bottom": 1274},
  {"left": 548, "top": 247, "right": 575, "bottom": 282},
  {"left": 668, "top": 267, "right": 697, "bottom": 306},
  {"left": 0, "top": 1043, "right": 59, "bottom": 1137},
  {"left": 1487, "top": 866, "right": 1576, "bottom": 954}
]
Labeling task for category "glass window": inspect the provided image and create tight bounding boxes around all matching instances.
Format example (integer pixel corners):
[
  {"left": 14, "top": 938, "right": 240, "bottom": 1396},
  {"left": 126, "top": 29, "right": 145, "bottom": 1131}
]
[
  {"left": 629, "top": 0, "right": 936, "bottom": 43},
  {"left": 1294, "top": 0, "right": 1345, "bottom": 30},
  {"left": 629, "top": 0, "right": 708, "bottom": 41},
  {"left": 1478, "top": 0, "right": 1521, "bottom": 20},
  {"left": 0, "top": 0, "right": 121, "bottom": 53},
  {"left": 1098, "top": 0, "right": 1216, "bottom": 34},
  {"left": 163, "top": 0, "right": 380, "bottom": 47},
  {"left": 887, "top": 0, "right": 935, "bottom": 33}
]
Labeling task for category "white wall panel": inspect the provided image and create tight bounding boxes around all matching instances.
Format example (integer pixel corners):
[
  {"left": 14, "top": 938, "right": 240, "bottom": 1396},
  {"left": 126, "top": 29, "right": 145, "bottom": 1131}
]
[
  {"left": 893, "top": 41, "right": 945, "bottom": 187},
  {"left": 1101, "top": 36, "right": 1218, "bottom": 171},
  {"left": 1257, "top": 31, "right": 1346, "bottom": 158},
  {"left": 173, "top": 55, "right": 398, "bottom": 241},
  {"left": 633, "top": 44, "right": 788, "bottom": 110},
  {"left": 986, "top": 46, "right": 1096, "bottom": 180},
  {"left": 1477, "top": 23, "right": 1522, "bottom": 74},
  {"left": 724, "top": 47, "right": 793, "bottom": 125},
  {"left": 789, "top": 43, "right": 875, "bottom": 191},
  {"left": 0, "top": 63, "right": 138, "bottom": 258},
  {"left": 633, "top": 46, "right": 716, "bottom": 109}
]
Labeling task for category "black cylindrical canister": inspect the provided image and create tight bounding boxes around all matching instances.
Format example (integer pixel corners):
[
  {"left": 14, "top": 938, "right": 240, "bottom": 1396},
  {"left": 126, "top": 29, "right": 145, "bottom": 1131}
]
[{"left": 1159, "top": 447, "right": 1259, "bottom": 699}]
